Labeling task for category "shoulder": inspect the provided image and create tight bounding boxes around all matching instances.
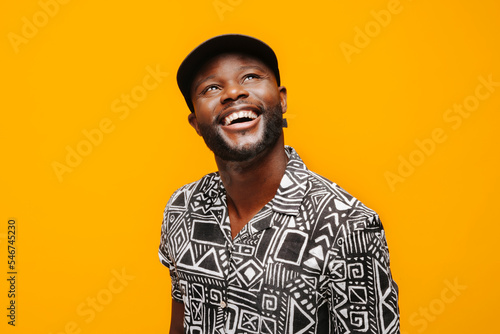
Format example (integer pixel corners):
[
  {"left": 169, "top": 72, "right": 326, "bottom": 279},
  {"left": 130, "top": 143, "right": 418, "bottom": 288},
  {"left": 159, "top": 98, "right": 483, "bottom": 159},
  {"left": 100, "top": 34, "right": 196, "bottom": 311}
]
[
  {"left": 161, "top": 172, "right": 221, "bottom": 239},
  {"left": 287, "top": 147, "right": 381, "bottom": 233},
  {"left": 163, "top": 171, "right": 221, "bottom": 213},
  {"left": 301, "top": 170, "right": 386, "bottom": 260},
  {"left": 307, "top": 169, "right": 377, "bottom": 218}
]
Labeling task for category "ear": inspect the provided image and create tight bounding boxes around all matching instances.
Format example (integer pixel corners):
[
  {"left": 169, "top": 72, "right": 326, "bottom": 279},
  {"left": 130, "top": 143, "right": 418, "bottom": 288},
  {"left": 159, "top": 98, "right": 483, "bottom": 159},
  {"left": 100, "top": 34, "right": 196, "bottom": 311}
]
[
  {"left": 279, "top": 86, "right": 287, "bottom": 114},
  {"left": 188, "top": 112, "right": 202, "bottom": 136}
]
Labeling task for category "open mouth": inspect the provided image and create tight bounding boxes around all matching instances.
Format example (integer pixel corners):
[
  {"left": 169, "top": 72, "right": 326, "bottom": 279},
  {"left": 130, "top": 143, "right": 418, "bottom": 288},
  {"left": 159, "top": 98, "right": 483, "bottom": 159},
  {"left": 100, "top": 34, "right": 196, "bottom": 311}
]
[{"left": 222, "top": 110, "right": 259, "bottom": 126}]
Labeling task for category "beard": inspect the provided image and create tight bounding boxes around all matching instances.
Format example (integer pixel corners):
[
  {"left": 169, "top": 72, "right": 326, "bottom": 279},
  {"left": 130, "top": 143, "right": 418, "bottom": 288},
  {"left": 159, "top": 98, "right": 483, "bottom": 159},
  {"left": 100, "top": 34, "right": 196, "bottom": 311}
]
[{"left": 197, "top": 101, "right": 284, "bottom": 162}]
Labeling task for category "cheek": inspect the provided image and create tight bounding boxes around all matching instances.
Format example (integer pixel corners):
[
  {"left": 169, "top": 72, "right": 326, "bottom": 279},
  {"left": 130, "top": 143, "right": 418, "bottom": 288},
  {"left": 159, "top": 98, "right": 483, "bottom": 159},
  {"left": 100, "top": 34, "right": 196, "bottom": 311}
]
[
  {"left": 254, "top": 85, "right": 281, "bottom": 104},
  {"left": 193, "top": 101, "right": 218, "bottom": 122}
]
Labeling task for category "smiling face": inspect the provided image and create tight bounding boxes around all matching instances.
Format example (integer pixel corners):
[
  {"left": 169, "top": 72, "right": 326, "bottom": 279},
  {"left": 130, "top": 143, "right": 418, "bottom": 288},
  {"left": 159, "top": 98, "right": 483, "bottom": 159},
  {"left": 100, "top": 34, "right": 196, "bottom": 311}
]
[{"left": 188, "top": 53, "right": 287, "bottom": 162}]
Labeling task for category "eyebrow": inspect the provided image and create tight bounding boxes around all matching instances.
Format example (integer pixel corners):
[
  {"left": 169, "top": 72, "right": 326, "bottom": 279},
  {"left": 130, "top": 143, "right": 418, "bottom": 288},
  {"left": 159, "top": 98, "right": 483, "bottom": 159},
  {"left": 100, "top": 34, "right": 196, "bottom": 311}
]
[
  {"left": 193, "top": 74, "right": 216, "bottom": 93},
  {"left": 238, "top": 65, "right": 266, "bottom": 72}
]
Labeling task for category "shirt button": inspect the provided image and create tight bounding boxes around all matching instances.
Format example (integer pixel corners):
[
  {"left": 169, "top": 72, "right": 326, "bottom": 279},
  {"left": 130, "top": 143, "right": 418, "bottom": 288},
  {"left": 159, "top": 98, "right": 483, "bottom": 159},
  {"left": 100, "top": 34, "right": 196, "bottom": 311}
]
[{"left": 220, "top": 301, "right": 227, "bottom": 309}]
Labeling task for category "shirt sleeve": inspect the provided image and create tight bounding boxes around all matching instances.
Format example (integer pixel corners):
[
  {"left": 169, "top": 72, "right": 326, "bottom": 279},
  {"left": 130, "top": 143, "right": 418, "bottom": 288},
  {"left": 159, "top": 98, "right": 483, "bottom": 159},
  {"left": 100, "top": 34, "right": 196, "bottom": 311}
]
[
  {"left": 329, "top": 214, "right": 400, "bottom": 333},
  {"left": 158, "top": 192, "right": 184, "bottom": 304}
]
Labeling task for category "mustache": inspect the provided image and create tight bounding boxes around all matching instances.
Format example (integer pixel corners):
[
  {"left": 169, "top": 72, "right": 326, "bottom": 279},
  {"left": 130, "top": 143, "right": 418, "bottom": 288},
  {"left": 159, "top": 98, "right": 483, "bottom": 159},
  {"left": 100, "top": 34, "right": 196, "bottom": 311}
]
[{"left": 221, "top": 99, "right": 263, "bottom": 113}]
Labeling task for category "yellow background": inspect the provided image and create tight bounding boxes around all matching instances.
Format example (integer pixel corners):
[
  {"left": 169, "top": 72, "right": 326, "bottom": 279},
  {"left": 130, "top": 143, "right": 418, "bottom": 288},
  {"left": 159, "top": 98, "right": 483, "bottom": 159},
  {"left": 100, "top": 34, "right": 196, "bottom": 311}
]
[{"left": 1, "top": 0, "right": 499, "bottom": 333}]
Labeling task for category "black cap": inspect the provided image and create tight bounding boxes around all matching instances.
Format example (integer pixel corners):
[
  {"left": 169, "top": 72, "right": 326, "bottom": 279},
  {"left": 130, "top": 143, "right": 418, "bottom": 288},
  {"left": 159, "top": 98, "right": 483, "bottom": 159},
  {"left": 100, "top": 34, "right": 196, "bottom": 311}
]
[{"left": 177, "top": 34, "right": 281, "bottom": 113}]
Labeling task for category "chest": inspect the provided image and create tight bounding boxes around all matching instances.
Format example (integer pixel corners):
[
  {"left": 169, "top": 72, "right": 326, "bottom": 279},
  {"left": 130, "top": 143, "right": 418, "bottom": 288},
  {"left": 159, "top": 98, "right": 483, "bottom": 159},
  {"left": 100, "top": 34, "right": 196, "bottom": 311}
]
[
  {"left": 169, "top": 209, "right": 334, "bottom": 298},
  {"left": 166, "top": 202, "right": 339, "bottom": 333}
]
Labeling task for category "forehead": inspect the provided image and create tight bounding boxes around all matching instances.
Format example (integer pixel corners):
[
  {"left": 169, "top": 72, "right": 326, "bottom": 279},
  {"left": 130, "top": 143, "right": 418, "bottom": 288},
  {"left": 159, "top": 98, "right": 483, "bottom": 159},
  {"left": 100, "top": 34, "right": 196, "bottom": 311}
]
[{"left": 191, "top": 53, "right": 275, "bottom": 88}]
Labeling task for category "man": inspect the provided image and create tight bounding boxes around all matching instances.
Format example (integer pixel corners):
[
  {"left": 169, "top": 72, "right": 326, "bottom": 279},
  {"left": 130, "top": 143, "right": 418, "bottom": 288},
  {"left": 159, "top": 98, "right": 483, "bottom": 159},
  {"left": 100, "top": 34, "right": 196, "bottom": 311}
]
[{"left": 159, "top": 34, "right": 400, "bottom": 334}]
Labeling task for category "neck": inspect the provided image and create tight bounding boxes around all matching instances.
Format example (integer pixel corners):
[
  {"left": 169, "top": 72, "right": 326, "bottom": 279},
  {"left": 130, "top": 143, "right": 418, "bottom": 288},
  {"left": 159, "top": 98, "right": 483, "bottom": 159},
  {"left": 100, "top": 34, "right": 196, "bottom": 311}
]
[{"left": 214, "top": 136, "right": 288, "bottom": 234}]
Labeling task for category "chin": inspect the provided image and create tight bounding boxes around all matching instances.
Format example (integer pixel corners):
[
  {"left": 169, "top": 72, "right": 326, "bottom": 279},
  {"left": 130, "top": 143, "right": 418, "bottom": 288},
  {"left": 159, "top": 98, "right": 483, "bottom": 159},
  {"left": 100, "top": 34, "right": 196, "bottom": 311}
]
[{"left": 200, "top": 102, "right": 284, "bottom": 162}]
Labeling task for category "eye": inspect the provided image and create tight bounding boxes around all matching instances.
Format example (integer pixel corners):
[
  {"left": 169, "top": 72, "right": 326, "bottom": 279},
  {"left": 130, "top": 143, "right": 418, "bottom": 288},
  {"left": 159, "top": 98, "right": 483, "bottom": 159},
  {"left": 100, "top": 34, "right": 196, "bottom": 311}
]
[
  {"left": 243, "top": 73, "right": 260, "bottom": 82},
  {"left": 201, "top": 85, "right": 219, "bottom": 94}
]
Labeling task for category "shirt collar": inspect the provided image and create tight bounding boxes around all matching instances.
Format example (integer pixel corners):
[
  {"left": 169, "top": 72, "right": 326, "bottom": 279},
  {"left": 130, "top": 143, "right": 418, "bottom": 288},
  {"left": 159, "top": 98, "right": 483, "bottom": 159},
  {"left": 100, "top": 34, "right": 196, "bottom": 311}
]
[
  {"left": 201, "top": 146, "right": 309, "bottom": 217},
  {"left": 270, "top": 146, "right": 309, "bottom": 216}
]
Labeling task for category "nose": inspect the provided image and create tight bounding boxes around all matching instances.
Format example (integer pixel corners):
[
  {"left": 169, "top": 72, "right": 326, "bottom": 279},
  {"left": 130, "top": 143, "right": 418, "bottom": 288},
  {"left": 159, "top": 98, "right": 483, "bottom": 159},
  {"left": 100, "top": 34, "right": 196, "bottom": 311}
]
[{"left": 220, "top": 81, "right": 249, "bottom": 104}]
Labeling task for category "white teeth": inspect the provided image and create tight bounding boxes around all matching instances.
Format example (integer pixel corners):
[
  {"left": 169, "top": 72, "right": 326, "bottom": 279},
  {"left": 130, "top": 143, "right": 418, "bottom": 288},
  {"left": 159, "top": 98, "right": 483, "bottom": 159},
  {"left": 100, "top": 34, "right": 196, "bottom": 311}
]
[{"left": 223, "top": 110, "right": 258, "bottom": 126}]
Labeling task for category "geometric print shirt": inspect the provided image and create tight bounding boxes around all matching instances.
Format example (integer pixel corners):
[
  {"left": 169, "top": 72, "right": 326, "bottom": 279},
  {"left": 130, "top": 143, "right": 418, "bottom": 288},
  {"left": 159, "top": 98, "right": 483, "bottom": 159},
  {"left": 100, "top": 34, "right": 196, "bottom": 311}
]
[{"left": 159, "top": 146, "right": 400, "bottom": 334}]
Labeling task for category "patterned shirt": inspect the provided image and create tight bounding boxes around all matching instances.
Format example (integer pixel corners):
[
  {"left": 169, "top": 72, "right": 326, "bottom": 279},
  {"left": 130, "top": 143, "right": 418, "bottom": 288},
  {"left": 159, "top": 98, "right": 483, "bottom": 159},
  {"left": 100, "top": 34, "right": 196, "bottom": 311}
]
[{"left": 159, "top": 146, "right": 400, "bottom": 334}]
